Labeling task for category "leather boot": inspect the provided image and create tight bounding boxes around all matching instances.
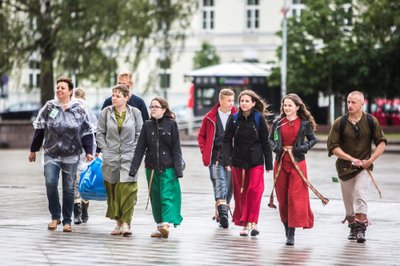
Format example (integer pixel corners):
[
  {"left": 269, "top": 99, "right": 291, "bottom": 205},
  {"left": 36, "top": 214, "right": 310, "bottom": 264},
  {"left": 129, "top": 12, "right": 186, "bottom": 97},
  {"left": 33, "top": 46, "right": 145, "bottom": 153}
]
[
  {"left": 217, "top": 203, "right": 229, "bottom": 229},
  {"left": 355, "top": 221, "right": 367, "bottom": 243},
  {"left": 81, "top": 201, "right": 89, "bottom": 223},
  {"left": 348, "top": 222, "right": 357, "bottom": 240},
  {"left": 284, "top": 222, "right": 289, "bottom": 238},
  {"left": 286, "top": 227, "right": 295, "bottom": 246},
  {"left": 73, "top": 203, "right": 82, "bottom": 225}
]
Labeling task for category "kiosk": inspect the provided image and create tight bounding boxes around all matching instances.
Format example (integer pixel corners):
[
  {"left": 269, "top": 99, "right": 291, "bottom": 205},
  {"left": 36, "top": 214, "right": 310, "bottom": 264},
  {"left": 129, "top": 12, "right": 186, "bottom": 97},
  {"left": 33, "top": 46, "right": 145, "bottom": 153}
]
[{"left": 185, "top": 62, "right": 280, "bottom": 117}]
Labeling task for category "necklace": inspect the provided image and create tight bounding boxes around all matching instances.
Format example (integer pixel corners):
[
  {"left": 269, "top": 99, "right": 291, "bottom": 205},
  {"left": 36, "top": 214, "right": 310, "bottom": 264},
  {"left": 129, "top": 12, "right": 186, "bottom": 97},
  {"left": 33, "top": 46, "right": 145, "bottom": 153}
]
[
  {"left": 348, "top": 114, "right": 361, "bottom": 124},
  {"left": 287, "top": 116, "right": 298, "bottom": 126},
  {"left": 277, "top": 116, "right": 298, "bottom": 128}
]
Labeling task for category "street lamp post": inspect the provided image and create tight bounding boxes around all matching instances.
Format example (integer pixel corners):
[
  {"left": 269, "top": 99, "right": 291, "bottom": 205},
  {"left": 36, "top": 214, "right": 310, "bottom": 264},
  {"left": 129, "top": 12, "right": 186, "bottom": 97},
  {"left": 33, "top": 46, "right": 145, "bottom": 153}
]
[{"left": 281, "top": 0, "right": 289, "bottom": 100}]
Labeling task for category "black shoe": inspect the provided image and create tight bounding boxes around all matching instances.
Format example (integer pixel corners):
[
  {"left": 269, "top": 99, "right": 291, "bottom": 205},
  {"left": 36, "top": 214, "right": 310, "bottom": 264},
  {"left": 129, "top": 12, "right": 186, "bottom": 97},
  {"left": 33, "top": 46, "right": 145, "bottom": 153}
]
[
  {"left": 355, "top": 221, "right": 367, "bottom": 243},
  {"left": 73, "top": 203, "right": 82, "bottom": 225},
  {"left": 81, "top": 201, "right": 89, "bottom": 223},
  {"left": 250, "top": 228, "right": 259, "bottom": 236},
  {"left": 348, "top": 223, "right": 357, "bottom": 240},
  {"left": 286, "top": 228, "right": 295, "bottom": 246},
  {"left": 219, "top": 215, "right": 229, "bottom": 229},
  {"left": 217, "top": 203, "right": 229, "bottom": 229},
  {"left": 284, "top": 222, "right": 289, "bottom": 238}
]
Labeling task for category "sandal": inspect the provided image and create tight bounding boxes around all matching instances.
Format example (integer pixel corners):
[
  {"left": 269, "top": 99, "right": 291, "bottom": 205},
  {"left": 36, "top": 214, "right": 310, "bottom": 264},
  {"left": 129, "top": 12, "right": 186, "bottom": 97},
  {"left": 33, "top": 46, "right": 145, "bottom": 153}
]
[
  {"left": 240, "top": 226, "right": 250, "bottom": 236},
  {"left": 63, "top": 224, "right": 72, "bottom": 233},
  {"left": 159, "top": 224, "right": 169, "bottom": 238},
  {"left": 151, "top": 227, "right": 162, "bottom": 238},
  {"left": 111, "top": 226, "right": 122, "bottom": 235},
  {"left": 121, "top": 224, "right": 132, "bottom": 237},
  {"left": 250, "top": 223, "right": 259, "bottom": 236},
  {"left": 48, "top": 220, "right": 61, "bottom": 230}
]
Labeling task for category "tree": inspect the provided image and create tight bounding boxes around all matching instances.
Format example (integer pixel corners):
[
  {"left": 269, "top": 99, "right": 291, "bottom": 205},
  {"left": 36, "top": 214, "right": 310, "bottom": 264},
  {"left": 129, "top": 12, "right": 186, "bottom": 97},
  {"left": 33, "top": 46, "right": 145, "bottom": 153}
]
[
  {"left": 193, "top": 42, "right": 221, "bottom": 69},
  {"left": 270, "top": 0, "right": 400, "bottom": 99},
  {"left": 0, "top": 0, "right": 196, "bottom": 104}
]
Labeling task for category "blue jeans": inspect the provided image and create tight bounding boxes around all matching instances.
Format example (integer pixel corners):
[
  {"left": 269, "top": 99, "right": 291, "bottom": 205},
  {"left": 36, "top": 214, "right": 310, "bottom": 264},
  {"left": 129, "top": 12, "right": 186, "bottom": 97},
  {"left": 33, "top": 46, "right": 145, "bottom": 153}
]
[
  {"left": 209, "top": 164, "right": 232, "bottom": 204},
  {"left": 44, "top": 156, "right": 78, "bottom": 225}
]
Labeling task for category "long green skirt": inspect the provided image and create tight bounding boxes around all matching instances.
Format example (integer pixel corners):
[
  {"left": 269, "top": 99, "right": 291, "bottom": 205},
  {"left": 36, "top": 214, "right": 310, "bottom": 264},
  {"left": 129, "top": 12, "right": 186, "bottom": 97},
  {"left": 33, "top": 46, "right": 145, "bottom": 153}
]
[
  {"left": 104, "top": 181, "right": 138, "bottom": 225},
  {"left": 146, "top": 168, "right": 183, "bottom": 226}
]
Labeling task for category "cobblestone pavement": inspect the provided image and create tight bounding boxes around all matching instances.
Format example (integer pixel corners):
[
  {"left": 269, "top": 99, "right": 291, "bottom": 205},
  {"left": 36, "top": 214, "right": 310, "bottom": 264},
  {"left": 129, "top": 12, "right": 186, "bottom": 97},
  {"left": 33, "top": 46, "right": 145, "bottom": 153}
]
[{"left": 0, "top": 148, "right": 399, "bottom": 265}]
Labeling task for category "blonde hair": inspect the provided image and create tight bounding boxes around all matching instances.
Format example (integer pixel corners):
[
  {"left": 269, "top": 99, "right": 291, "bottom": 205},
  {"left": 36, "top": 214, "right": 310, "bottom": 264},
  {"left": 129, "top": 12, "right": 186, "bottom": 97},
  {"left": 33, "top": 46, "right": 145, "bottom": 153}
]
[
  {"left": 118, "top": 71, "right": 133, "bottom": 82},
  {"left": 219, "top": 88, "right": 234, "bottom": 99},
  {"left": 74, "top": 88, "right": 86, "bottom": 100}
]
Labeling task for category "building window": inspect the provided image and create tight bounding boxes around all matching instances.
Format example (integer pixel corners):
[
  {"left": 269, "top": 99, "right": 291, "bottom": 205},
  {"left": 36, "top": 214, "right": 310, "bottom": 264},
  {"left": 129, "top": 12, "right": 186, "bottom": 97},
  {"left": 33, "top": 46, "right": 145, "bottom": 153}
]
[
  {"left": 28, "top": 60, "right": 40, "bottom": 88},
  {"left": 202, "top": 0, "right": 214, "bottom": 30},
  {"left": 291, "top": 0, "right": 305, "bottom": 18},
  {"left": 246, "top": 0, "right": 260, "bottom": 30}
]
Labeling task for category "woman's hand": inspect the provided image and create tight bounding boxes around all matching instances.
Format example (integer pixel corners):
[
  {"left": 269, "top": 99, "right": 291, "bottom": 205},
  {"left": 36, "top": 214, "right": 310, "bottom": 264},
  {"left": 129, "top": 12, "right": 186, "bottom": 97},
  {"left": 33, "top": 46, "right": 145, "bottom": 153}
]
[
  {"left": 225, "top": 166, "right": 232, "bottom": 171},
  {"left": 86, "top": 154, "right": 94, "bottom": 162},
  {"left": 28, "top": 152, "right": 36, "bottom": 162}
]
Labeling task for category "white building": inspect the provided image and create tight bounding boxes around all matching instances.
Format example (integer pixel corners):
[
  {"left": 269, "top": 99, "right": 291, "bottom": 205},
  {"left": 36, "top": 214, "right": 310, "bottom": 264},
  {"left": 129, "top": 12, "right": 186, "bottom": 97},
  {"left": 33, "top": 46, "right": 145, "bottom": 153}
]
[
  {"left": 3, "top": 0, "right": 303, "bottom": 109},
  {"left": 134, "top": 0, "right": 287, "bottom": 106}
]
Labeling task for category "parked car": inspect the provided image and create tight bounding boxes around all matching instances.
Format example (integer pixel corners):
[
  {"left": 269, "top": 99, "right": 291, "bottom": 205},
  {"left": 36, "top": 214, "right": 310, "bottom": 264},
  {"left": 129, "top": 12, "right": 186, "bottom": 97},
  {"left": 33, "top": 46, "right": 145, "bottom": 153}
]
[{"left": 0, "top": 101, "right": 41, "bottom": 121}]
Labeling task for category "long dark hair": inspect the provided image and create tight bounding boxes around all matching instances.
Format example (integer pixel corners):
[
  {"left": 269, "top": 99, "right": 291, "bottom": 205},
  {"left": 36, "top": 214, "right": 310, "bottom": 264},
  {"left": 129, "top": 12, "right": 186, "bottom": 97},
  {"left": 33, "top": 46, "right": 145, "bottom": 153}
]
[
  {"left": 151, "top": 97, "right": 175, "bottom": 120},
  {"left": 279, "top": 93, "right": 317, "bottom": 130},
  {"left": 238, "top": 90, "right": 271, "bottom": 117}
]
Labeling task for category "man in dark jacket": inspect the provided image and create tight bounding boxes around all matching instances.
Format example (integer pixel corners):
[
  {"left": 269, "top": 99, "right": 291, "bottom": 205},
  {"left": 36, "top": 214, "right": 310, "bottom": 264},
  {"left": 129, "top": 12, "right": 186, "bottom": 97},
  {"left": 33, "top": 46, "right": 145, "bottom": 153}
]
[
  {"left": 101, "top": 71, "right": 149, "bottom": 122},
  {"left": 198, "top": 89, "right": 236, "bottom": 228}
]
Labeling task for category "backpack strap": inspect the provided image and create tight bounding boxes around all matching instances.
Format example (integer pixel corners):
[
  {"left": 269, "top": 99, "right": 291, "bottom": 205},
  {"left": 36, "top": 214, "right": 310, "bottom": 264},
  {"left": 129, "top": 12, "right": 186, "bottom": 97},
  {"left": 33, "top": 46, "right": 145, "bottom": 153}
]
[
  {"left": 339, "top": 113, "right": 375, "bottom": 142},
  {"left": 231, "top": 111, "right": 261, "bottom": 131}
]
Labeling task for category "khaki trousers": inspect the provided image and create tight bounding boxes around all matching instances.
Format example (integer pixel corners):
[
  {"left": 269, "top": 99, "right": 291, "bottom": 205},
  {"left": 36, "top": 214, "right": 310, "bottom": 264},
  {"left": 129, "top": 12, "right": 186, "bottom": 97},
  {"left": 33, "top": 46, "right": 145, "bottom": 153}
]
[{"left": 340, "top": 170, "right": 370, "bottom": 216}]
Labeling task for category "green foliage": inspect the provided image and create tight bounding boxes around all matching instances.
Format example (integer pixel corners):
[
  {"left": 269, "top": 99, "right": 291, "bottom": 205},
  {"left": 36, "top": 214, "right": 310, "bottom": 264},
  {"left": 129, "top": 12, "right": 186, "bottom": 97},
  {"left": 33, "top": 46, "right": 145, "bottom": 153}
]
[
  {"left": 193, "top": 42, "right": 221, "bottom": 69},
  {"left": 0, "top": 0, "right": 196, "bottom": 104},
  {"left": 270, "top": 0, "right": 400, "bottom": 98}
]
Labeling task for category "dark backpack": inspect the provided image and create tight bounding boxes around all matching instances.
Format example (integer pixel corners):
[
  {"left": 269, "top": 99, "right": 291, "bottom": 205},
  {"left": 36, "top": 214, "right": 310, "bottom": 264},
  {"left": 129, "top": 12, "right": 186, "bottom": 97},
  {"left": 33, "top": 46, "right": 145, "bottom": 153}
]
[
  {"left": 339, "top": 113, "right": 375, "bottom": 142},
  {"left": 231, "top": 111, "right": 261, "bottom": 132}
]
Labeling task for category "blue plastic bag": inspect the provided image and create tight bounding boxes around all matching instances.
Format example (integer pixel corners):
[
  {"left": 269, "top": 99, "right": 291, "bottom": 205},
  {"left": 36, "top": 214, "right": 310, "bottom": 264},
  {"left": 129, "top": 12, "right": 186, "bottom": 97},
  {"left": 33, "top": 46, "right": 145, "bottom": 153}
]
[{"left": 78, "top": 157, "right": 107, "bottom": 201}]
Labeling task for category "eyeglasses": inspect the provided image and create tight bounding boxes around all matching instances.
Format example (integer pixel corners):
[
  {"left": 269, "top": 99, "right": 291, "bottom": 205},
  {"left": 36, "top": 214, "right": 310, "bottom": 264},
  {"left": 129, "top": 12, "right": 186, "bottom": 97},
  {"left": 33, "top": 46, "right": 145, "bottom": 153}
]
[
  {"left": 353, "top": 124, "right": 360, "bottom": 138},
  {"left": 149, "top": 105, "right": 163, "bottom": 110}
]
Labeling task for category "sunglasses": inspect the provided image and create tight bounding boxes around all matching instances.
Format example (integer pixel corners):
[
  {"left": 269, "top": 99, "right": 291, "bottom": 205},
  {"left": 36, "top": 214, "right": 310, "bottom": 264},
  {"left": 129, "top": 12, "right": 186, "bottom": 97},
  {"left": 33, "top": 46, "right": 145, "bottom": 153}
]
[
  {"left": 149, "top": 105, "right": 163, "bottom": 110},
  {"left": 353, "top": 124, "right": 360, "bottom": 138}
]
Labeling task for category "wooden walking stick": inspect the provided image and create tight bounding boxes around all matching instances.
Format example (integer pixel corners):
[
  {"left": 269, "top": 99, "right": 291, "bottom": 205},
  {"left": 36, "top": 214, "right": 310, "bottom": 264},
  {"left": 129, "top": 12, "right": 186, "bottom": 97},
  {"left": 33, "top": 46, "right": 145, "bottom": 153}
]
[
  {"left": 367, "top": 169, "right": 382, "bottom": 199},
  {"left": 286, "top": 149, "right": 329, "bottom": 205},
  {"left": 145, "top": 169, "right": 155, "bottom": 211},
  {"left": 268, "top": 153, "right": 284, "bottom": 209}
]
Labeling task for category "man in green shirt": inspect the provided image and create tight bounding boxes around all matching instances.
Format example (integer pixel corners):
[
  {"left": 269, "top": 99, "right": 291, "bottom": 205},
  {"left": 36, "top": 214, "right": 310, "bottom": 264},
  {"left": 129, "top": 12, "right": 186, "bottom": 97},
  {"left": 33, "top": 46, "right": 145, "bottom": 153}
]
[{"left": 327, "top": 91, "right": 387, "bottom": 243}]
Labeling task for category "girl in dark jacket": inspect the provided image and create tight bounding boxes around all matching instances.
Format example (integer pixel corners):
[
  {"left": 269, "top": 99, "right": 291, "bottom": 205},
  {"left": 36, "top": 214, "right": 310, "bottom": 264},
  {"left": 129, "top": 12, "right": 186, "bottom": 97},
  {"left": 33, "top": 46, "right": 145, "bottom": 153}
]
[
  {"left": 222, "top": 90, "right": 273, "bottom": 237},
  {"left": 129, "top": 97, "right": 183, "bottom": 238},
  {"left": 269, "top": 93, "right": 317, "bottom": 246}
]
